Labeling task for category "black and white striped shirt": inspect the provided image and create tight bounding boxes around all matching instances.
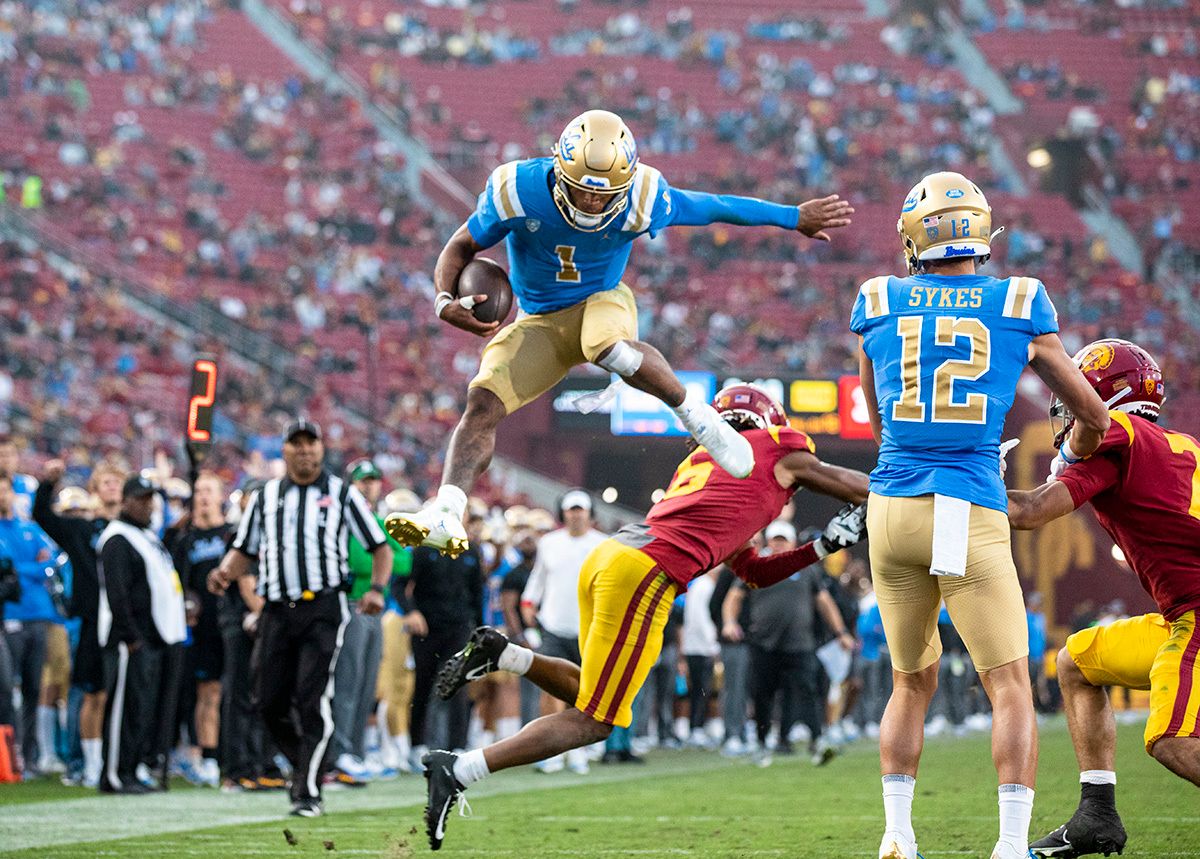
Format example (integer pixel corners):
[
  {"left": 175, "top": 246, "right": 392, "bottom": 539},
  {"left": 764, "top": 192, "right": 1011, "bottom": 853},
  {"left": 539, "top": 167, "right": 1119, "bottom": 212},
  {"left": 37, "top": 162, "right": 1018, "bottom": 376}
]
[{"left": 231, "top": 472, "right": 388, "bottom": 603}]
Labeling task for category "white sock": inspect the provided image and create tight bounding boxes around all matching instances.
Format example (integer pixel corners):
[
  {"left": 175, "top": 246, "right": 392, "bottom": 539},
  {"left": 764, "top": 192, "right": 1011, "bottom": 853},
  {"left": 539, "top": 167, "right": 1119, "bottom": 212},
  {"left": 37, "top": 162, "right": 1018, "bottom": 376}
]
[
  {"left": 998, "top": 784, "right": 1035, "bottom": 853},
  {"left": 670, "top": 389, "right": 709, "bottom": 435},
  {"left": 1080, "top": 770, "right": 1116, "bottom": 785},
  {"left": 392, "top": 733, "right": 411, "bottom": 761},
  {"left": 882, "top": 774, "right": 916, "bottom": 844},
  {"left": 36, "top": 705, "right": 57, "bottom": 762},
  {"left": 364, "top": 724, "right": 380, "bottom": 752},
  {"left": 435, "top": 484, "right": 468, "bottom": 519},
  {"left": 452, "top": 748, "right": 490, "bottom": 787},
  {"left": 498, "top": 642, "right": 533, "bottom": 675},
  {"left": 82, "top": 738, "right": 103, "bottom": 781}
]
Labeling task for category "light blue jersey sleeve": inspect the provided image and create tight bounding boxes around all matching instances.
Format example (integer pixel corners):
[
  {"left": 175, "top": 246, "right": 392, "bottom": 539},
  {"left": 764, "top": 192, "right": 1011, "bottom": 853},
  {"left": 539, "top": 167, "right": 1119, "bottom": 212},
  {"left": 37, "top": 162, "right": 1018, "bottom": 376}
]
[
  {"left": 466, "top": 161, "right": 526, "bottom": 248},
  {"left": 619, "top": 166, "right": 800, "bottom": 237},
  {"left": 1026, "top": 279, "right": 1059, "bottom": 336}
]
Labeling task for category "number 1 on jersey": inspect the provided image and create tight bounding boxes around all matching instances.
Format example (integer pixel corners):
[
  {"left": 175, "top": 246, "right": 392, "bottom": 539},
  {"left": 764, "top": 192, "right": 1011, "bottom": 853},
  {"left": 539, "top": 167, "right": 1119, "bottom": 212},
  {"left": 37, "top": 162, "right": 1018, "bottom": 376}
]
[{"left": 555, "top": 245, "right": 580, "bottom": 283}]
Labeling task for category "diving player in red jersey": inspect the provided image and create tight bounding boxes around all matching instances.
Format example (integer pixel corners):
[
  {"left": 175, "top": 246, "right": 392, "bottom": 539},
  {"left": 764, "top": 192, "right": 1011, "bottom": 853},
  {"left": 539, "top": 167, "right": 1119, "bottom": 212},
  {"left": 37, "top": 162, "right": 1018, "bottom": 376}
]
[
  {"left": 1006, "top": 339, "right": 1200, "bottom": 858},
  {"left": 414, "top": 385, "right": 870, "bottom": 850}
]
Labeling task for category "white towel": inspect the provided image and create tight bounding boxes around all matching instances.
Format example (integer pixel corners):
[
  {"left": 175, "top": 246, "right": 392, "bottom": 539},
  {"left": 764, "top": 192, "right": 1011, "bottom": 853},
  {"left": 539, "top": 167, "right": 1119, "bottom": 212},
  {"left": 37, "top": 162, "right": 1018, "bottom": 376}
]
[{"left": 930, "top": 494, "right": 970, "bottom": 578}]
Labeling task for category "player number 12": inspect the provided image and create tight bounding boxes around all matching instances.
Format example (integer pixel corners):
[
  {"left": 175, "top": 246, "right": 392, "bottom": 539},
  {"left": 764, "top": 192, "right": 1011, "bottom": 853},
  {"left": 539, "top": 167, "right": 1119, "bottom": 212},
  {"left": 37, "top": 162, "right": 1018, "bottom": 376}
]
[
  {"left": 892, "top": 316, "right": 992, "bottom": 424},
  {"left": 555, "top": 245, "right": 581, "bottom": 284}
]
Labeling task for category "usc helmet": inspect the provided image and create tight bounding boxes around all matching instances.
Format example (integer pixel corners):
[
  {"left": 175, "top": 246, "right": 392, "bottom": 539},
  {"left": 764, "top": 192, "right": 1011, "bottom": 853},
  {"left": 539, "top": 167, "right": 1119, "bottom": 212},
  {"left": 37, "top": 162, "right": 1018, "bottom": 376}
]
[
  {"left": 552, "top": 110, "right": 638, "bottom": 232},
  {"left": 713, "top": 384, "right": 789, "bottom": 431},
  {"left": 897, "top": 172, "right": 998, "bottom": 275},
  {"left": 1050, "top": 338, "right": 1165, "bottom": 447}
]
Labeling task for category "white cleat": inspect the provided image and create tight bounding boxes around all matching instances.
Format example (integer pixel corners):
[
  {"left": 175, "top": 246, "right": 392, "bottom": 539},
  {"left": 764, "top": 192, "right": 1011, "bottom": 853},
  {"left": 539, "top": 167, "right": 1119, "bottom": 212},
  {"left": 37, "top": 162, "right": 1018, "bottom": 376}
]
[
  {"left": 989, "top": 841, "right": 1031, "bottom": 859},
  {"left": 691, "top": 406, "right": 754, "bottom": 478},
  {"left": 879, "top": 831, "right": 919, "bottom": 859},
  {"left": 385, "top": 504, "right": 469, "bottom": 558}
]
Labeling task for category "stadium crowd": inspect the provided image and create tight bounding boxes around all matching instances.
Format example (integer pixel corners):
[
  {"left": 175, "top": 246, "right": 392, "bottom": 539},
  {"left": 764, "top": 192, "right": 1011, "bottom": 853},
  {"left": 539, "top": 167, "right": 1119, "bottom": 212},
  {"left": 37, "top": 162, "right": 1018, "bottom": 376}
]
[{"left": 1, "top": 445, "right": 1096, "bottom": 793}]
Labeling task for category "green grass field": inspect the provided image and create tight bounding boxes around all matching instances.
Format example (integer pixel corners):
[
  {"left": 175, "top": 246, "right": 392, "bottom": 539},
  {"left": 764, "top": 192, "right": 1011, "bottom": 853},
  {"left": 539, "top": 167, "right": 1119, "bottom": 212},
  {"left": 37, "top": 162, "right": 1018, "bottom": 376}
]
[{"left": 0, "top": 720, "right": 1193, "bottom": 858}]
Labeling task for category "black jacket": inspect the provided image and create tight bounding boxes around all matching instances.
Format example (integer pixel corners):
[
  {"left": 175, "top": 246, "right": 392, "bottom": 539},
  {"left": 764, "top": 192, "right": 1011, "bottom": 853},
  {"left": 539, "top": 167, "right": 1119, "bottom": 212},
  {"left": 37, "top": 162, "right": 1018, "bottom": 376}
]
[
  {"left": 99, "top": 515, "right": 163, "bottom": 648},
  {"left": 33, "top": 480, "right": 108, "bottom": 621},
  {"left": 395, "top": 545, "right": 484, "bottom": 629}
]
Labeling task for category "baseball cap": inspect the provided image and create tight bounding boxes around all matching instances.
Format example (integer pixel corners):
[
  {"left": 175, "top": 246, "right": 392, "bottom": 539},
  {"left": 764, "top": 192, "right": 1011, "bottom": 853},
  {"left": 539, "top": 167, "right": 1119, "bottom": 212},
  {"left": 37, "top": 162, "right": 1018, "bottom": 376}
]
[
  {"left": 122, "top": 475, "right": 156, "bottom": 499},
  {"left": 348, "top": 458, "right": 382, "bottom": 482},
  {"left": 560, "top": 489, "right": 592, "bottom": 512},
  {"left": 284, "top": 417, "right": 322, "bottom": 442},
  {"left": 764, "top": 519, "right": 797, "bottom": 543}
]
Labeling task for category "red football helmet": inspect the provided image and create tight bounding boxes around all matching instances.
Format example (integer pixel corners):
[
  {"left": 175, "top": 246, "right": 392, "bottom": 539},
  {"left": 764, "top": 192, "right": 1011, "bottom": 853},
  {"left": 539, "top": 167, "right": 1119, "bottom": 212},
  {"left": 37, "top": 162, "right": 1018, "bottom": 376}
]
[
  {"left": 712, "top": 384, "right": 788, "bottom": 431},
  {"left": 1051, "top": 338, "right": 1165, "bottom": 447}
]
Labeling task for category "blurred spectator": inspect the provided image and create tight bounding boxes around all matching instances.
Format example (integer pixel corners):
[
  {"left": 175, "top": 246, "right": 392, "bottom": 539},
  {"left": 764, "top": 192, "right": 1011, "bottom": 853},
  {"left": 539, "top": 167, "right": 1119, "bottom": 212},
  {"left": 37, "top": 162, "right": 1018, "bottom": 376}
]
[{"left": 681, "top": 568, "right": 719, "bottom": 749}]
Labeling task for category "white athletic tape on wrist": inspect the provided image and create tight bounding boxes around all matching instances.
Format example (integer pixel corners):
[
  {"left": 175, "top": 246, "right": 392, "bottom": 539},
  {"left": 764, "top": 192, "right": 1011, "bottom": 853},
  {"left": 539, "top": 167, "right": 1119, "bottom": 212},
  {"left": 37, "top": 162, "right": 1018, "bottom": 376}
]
[
  {"left": 595, "top": 341, "right": 643, "bottom": 377},
  {"left": 434, "top": 291, "right": 454, "bottom": 319}
]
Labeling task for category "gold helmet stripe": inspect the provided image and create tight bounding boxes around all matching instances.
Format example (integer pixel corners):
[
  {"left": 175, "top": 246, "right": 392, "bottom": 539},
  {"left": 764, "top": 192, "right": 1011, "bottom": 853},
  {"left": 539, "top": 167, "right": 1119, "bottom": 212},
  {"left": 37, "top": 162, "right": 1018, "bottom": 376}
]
[
  {"left": 1002, "top": 276, "right": 1037, "bottom": 320},
  {"left": 860, "top": 276, "right": 891, "bottom": 319},
  {"left": 490, "top": 162, "right": 525, "bottom": 220},
  {"left": 621, "top": 164, "right": 661, "bottom": 234}
]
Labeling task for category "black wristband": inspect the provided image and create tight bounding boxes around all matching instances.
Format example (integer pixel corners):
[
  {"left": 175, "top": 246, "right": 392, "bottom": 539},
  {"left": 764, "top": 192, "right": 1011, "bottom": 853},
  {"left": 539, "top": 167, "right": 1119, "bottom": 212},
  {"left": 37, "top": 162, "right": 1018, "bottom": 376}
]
[{"left": 369, "top": 583, "right": 386, "bottom": 595}]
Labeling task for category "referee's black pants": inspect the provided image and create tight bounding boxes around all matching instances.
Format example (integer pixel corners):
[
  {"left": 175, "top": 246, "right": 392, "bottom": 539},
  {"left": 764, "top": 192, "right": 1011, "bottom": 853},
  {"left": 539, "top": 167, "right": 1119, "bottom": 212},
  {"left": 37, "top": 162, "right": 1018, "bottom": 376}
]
[{"left": 253, "top": 592, "right": 348, "bottom": 803}]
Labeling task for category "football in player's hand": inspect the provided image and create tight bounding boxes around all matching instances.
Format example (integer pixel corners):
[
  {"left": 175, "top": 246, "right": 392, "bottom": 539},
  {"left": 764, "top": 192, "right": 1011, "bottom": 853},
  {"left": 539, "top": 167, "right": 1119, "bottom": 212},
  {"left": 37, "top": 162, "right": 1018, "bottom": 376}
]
[{"left": 457, "top": 258, "right": 513, "bottom": 324}]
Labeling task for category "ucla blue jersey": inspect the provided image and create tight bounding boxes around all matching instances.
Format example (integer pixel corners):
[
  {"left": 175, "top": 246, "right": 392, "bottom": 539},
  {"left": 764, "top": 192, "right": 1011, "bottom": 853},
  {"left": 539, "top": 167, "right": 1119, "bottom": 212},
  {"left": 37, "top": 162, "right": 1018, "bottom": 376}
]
[
  {"left": 850, "top": 273, "right": 1059, "bottom": 511},
  {"left": 467, "top": 157, "right": 799, "bottom": 315}
]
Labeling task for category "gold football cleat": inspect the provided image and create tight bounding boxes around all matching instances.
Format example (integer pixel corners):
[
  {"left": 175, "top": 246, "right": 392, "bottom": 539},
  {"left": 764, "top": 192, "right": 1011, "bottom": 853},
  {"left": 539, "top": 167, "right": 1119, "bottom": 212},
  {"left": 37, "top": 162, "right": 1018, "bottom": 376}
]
[{"left": 385, "top": 509, "right": 470, "bottom": 559}]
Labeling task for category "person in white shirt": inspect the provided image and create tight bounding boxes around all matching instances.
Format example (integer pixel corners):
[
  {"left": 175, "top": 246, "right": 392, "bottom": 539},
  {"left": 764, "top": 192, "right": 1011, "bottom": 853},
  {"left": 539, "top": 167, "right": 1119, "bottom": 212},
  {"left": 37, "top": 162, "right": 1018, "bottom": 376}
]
[
  {"left": 681, "top": 569, "right": 720, "bottom": 748},
  {"left": 520, "top": 490, "right": 607, "bottom": 774}
]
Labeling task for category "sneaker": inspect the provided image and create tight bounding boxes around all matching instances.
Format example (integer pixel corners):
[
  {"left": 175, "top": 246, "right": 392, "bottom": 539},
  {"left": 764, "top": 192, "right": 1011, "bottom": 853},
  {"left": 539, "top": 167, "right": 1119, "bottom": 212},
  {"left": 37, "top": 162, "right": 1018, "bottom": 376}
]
[
  {"left": 423, "top": 750, "right": 467, "bottom": 851},
  {"left": 720, "top": 737, "right": 748, "bottom": 758},
  {"left": 436, "top": 626, "right": 509, "bottom": 700},
  {"left": 533, "top": 754, "right": 565, "bottom": 774},
  {"left": 991, "top": 842, "right": 1036, "bottom": 859},
  {"left": 385, "top": 505, "right": 468, "bottom": 558},
  {"left": 811, "top": 738, "right": 837, "bottom": 767},
  {"left": 1030, "top": 805, "right": 1127, "bottom": 857},
  {"left": 326, "top": 769, "right": 369, "bottom": 789},
  {"left": 290, "top": 798, "right": 323, "bottom": 818},
  {"left": 879, "top": 831, "right": 919, "bottom": 859},
  {"left": 752, "top": 748, "right": 773, "bottom": 768},
  {"left": 690, "top": 408, "right": 754, "bottom": 478},
  {"left": 565, "top": 749, "right": 589, "bottom": 775},
  {"left": 37, "top": 756, "right": 67, "bottom": 774},
  {"left": 196, "top": 758, "right": 220, "bottom": 788},
  {"left": 256, "top": 775, "right": 288, "bottom": 791},
  {"left": 335, "top": 753, "right": 373, "bottom": 782}
]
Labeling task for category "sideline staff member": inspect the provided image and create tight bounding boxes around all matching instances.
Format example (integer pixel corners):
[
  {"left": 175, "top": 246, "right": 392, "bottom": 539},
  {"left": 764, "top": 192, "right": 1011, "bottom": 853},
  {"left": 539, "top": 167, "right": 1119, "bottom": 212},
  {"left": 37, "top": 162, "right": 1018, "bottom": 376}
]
[{"left": 209, "top": 419, "right": 392, "bottom": 817}]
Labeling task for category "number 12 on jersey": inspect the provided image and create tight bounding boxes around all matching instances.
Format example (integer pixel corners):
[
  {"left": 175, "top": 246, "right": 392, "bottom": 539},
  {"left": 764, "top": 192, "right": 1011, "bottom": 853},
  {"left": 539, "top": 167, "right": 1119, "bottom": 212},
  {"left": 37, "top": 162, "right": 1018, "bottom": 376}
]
[{"left": 892, "top": 316, "right": 992, "bottom": 424}]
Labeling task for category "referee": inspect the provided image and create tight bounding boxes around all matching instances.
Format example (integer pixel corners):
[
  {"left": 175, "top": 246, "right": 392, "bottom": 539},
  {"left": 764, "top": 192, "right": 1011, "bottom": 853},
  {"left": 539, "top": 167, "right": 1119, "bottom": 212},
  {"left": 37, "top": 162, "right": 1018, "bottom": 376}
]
[{"left": 208, "top": 419, "right": 392, "bottom": 817}]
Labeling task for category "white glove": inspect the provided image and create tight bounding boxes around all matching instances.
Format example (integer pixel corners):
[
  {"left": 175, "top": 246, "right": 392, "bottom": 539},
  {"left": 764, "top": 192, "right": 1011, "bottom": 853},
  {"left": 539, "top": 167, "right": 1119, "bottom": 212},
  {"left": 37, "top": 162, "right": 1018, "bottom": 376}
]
[
  {"left": 816, "top": 502, "right": 868, "bottom": 558},
  {"left": 999, "top": 438, "right": 1020, "bottom": 479},
  {"left": 1047, "top": 439, "right": 1081, "bottom": 483}
]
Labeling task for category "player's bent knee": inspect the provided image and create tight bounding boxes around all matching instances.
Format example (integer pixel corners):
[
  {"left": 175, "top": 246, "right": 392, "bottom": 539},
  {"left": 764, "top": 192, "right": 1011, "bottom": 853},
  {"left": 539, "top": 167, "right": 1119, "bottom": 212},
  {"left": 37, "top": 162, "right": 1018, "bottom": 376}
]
[
  {"left": 593, "top": 340, "right": 643, "bottom": 377},
  {"left": 1056, "top": 646, "right": 1087, "bottom": 687}
]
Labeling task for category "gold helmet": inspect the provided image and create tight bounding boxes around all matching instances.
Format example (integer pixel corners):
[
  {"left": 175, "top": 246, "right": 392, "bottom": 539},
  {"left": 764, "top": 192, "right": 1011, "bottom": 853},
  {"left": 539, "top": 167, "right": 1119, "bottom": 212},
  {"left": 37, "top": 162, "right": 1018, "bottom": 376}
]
[
  {"left": 552, "top": 110, "right": 638, "bottom": 232},
  {"left": 54, "top": 486, "right": 97, "bottom": 516},
  {"left": 897, "top": 172, "right": 999, "bottom": 275}
]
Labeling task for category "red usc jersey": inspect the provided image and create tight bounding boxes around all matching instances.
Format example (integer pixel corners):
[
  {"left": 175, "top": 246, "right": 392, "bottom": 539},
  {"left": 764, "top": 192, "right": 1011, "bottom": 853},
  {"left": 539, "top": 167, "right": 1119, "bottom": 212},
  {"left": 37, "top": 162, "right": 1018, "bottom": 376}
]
[
  {"left": 1056, "top": 411, "right": 1200, "bottom": 621},
  {"left": 640, "top": 426, "right": 816, "bottom": 586}
]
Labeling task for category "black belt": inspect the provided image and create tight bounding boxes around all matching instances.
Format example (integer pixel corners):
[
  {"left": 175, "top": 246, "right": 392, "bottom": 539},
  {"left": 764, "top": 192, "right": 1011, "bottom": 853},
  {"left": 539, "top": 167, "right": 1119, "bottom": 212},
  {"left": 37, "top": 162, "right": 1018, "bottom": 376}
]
[{"left": 266, "top": 589, "right": 340, "bottom": 610}]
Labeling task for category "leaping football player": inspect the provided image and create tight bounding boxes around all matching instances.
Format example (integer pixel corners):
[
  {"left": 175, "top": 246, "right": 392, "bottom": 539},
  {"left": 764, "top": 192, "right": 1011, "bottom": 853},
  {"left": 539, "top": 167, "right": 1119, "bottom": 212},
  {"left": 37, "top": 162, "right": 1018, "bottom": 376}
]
[
  {"left": 387, "top": 109, "right": 854, "bottom": 557},
  {"left": 417, "top": 385, "right": 869, "bottom": 850},
  {"left": 1006, "top": 339, "right": 1200, "bottom": 858},
  {"left": 851, "top": 172, "right": 1111, "bottom": 859}
]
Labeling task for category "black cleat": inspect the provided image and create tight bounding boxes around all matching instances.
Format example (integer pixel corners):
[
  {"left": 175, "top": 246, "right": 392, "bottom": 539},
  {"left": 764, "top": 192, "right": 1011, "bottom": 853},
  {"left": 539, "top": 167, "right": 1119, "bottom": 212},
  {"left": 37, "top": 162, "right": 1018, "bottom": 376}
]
[
  {"left": 436, "top": 626, "right": 509, "bottom": 700},
  {"left": 1031, "top": 805, "right": 1127, "bottom": 857},
  {"left": 423, "top": 751, "right": 466, "bottom": 851}
]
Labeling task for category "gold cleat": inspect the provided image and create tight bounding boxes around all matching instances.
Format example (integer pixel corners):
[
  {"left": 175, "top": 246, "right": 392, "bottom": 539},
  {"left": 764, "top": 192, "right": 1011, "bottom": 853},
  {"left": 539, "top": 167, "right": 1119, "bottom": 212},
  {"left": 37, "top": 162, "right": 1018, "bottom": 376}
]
[
  {"left": 384, "top": 507, "right": 470, "bottom": 558},
  {"left": 384, "top": 513, "right": 430, "bottom": 548}
]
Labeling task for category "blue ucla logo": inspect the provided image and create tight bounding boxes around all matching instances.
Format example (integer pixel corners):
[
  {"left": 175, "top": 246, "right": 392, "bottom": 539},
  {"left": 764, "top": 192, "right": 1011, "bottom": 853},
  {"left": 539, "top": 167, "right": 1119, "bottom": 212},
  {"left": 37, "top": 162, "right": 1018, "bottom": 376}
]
[
  {"left": 559, "top": 131, "right": 581, "bottom": 161},
  {"left": 620, "top": 136, "right": 637, "bottom": 166},
  {"left": 946, "top": 189, "right": 965, "bottom": 199},
  {"left": 902, "top": 195, "right": 920, "bottom": 212}
]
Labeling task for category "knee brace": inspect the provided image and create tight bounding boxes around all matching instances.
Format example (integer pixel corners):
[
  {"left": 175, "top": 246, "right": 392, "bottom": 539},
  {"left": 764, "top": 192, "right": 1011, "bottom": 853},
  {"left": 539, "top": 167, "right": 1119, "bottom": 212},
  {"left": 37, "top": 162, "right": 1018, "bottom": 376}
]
[{"left": 594, "top": 341, "right": 643, "bottom": 377}]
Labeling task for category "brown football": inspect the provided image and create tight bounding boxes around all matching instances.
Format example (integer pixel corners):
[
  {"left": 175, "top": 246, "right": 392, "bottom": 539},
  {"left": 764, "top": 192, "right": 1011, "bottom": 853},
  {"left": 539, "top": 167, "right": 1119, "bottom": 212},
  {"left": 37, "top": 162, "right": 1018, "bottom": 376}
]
[{"left": 456, "top": 258, "right": 513, "bottom": 324}]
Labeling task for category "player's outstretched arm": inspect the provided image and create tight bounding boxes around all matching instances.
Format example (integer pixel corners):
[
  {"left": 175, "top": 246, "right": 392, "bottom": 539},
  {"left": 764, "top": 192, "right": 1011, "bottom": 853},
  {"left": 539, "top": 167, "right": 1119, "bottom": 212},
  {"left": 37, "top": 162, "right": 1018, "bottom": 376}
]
[
  {"left": 1007, "top": 481, "right": 1076, "bottom": 530},
  {"left": 1028, "top": 333, "right": 1110, "bottom": 458},
  {"left": 728, "top": 503, "right": 868, "bottom": 590},
  {"left": 433, "top": 222, "right": 500, "bottom": 338},
  {"left": 777, "top": 450, "right": 870, "bottom": 503},
  {"left": 666, "top": 188, "right": 853, "bottom": 240}
]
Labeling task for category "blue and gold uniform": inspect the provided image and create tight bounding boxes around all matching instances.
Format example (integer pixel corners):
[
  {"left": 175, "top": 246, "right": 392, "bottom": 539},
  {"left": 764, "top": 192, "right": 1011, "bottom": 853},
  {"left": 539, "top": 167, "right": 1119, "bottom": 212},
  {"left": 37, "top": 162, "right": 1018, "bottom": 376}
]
[
  {"left": 852, "top": 267, "right": 1058, "bottom": 673},
  {"left": 466, "top": 156, "right": 800, "bottom": 413}
]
